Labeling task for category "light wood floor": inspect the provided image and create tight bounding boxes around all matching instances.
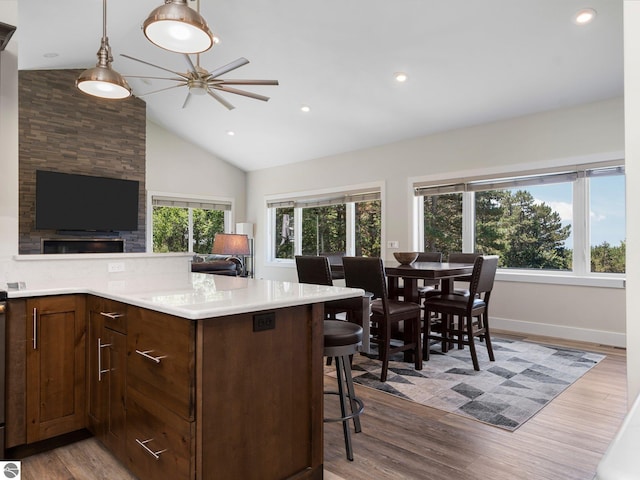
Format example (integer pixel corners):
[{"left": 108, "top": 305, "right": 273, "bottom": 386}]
[{"left": 18, "top": 332, "right": 627, "bottom": 480}]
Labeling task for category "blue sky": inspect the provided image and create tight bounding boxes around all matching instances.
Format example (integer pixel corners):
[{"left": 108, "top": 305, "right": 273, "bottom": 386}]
[{"left": 524, "top": 176, "right": 625, "bottom": 249}]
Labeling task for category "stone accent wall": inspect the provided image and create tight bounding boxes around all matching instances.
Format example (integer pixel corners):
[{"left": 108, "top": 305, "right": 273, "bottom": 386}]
[{"left": 18, "top": 69, "right": 147, "bottom": 254}]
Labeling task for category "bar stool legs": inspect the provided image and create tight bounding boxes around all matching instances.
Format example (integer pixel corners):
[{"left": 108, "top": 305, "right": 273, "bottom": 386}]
[{"left": 324, "top": 320, "right": 364, "bottom": 461}]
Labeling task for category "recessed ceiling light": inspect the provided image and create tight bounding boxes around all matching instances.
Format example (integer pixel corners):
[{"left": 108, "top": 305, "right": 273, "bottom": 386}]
[
  {"left": 301, "top": 105, "right": 311, "bottom": 113},
  {"left": 226, "top": 130, "right": 235, "bottom": 136},
  {"left": 394, "top": 72, "right": 408, "bottom": 83},
  {"left": 574, "top": 8, "right": 596, "bottom": 25},
  {"left": 213, "top": 35, "right": 221, "bottom": 45},
  {"left": 43, "top": 52, "right": 59, "bottom": 58}
]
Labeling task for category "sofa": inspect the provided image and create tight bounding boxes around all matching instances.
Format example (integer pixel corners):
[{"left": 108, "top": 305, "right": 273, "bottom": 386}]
[{"left": 191, "top": 254, "right": 243, "bottom": 276}]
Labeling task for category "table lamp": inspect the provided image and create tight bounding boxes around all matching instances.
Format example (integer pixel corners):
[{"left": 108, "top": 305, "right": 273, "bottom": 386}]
[{"left": 212, "top": 233, "right": 251, "bottom": 276}]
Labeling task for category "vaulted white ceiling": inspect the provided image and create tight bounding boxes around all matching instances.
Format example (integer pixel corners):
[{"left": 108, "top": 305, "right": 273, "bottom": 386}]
[{"left": 17, "top": 0, "right": 623, "bottom": 172}]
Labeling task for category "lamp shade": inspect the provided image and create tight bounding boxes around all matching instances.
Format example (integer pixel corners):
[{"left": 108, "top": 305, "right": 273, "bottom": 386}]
[
  {"left": 212, "top": 233, "right": 250, "bottom": 256},
  {"left": 76, "top": 64, "right": 131, "bottom": 99},
  {"left": 143, "top": 0, "right": 214, "bottom": 54}
]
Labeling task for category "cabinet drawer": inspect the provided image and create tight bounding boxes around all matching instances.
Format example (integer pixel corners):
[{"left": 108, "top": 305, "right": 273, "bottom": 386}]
[
  {"left": 96, "top": 298, "right": 128, "bottom": 333},
  {"left": 126, "top": 387, "right": 194, "bottom": 480},
  {"left": 127, "top": 307, "right": 195, "bottom": 420}
]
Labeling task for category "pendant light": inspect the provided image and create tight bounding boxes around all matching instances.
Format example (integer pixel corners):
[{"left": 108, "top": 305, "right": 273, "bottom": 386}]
[
  {"left": 76, "top": 0, "right": 131, "bottom": 99},
  {"left": 143, "top": 0, "right": 214, "bottom": 54}
]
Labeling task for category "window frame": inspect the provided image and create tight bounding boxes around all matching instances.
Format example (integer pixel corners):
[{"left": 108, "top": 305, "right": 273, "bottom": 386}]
[
  {"left": 265, "top": 182, "right": 384, "bottom": 265},
  {"left": 146, "top": 191, "right": 235, "bottom": 254},
  {"left": 411, "top": 158, "right": 625, "bottom": 289}
]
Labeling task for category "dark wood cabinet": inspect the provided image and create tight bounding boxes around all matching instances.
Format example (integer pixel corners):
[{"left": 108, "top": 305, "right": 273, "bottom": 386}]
[
  {"left": 86, "top": 296, "right": 127, "bottom": 463},
  {"left": 25, "top": 295, "right": 86, "bottom": 443}
]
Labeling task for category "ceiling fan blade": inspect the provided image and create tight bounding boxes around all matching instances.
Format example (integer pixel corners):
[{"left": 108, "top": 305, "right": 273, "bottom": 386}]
[
  {"left": 123, "top": 75, "right": 185, "bottom": 82},
  {"left": 206, "top": 89, "right": 235, "bottom": 110},
  {"left": 213, "top": 85, "right": 271, "bottom": 102},
  {"left": 208, "top": 58, "right": 250, "bottom": 79},
  {"left": 136, "top": 84, "right": 185, "bottom": 97},
  {"left": 120, "top": 54, "right": 189, "bottom": 79},
  {"left": 182, "top": 92, "right": 192, "bottom": 109},
  {"left": 183, "top": 54, "right": 198, "bottom": 74},
  {"left": 214, "top": 79, "right": 279, "bottom": 86}
]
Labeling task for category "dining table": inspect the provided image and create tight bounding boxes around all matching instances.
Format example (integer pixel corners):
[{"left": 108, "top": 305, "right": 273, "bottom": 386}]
[{"left": 385, "top": 261, "right": 475, "bottom": 303}]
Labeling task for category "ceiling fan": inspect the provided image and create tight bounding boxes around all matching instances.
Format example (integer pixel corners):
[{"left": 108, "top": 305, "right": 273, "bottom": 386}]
[{"left": 121, "top": 53, "right": 278, "bottom": 110}]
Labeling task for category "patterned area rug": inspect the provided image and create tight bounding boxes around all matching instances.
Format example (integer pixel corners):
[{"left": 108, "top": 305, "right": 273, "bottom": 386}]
[{"left": 326, "top": 337, "right": 605, "bottom": 431}]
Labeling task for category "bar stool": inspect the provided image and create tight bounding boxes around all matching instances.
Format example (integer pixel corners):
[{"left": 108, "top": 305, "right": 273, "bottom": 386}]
[{"left": 324, "top": 320, "right": 364, "bottom": 461}]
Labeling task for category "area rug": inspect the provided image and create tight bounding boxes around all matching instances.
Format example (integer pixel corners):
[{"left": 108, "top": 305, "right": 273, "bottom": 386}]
[{"left": 325, "top": 337, "right": 605, "bottom": 431}]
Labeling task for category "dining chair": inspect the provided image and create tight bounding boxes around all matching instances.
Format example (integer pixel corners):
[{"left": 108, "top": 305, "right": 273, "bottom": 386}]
[
  {"left": 295, "top": 255, "right": 347, "bottom": 320},
  {"left": 342, "top": 256, "right": 422, "bottom": 382},
  {"left": 447, "top": 252, "right": 482, "bottom": 295},
  {"left": 416, "top": 251, "right": 443, "bottom": 299},
  {"left": 320, "top": 251, "right": 346, "bottom": 280},
  {"left": 423, "top": 255, "right": 498, "bottom": 371}
]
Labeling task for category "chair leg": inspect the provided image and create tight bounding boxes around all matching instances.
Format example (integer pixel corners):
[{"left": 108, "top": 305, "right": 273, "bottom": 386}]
[
  {"left": 423, "top": 308, "right": 431, "bottom": 361},
  {"left": 342, "top": 356, "right": 362, "bottom": 433},
  {"left": 482, "top": 313, "right": 495, "bottom": 361},
  {"left": 413, "top": 312, "right": 422, "bottom": 371},
  {"left": 379, "top": 321, "right": 391, "bottom": 382},
  {"left": 335, "top": 356, "right": 355, "bottom": 461},
  {"left": 466, "top": 316, "right": 480, "bottom": 371}
]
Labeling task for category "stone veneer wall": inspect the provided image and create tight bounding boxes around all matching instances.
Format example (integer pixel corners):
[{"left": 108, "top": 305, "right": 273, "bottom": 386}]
[{"left": 18, "top": 69, "right": 147, "bottom": 254}]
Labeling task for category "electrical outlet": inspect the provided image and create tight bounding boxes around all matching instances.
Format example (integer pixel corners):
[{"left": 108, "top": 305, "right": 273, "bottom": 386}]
[
  {"left": 253, "top": 312, "right": 276, "bottom": 332},
  {"left": 387, "top": 241, "right": 399, "bottom": 248},
  {"left": 108, "top": 262, "right": 125, "bottom": 273}
]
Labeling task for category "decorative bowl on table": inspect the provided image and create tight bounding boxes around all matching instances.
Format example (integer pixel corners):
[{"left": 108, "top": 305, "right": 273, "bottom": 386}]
[{"left": 393, "top": 252, "right": 419, "bottom": 265}]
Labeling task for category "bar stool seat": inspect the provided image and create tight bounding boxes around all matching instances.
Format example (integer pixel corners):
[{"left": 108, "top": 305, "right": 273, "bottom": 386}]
[{"left": 324, "top": 320, "right": 364, "bottom": 461}]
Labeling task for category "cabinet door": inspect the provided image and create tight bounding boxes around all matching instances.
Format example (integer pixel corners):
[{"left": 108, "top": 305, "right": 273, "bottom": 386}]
[
  {"left": 26, "top": 295, "right": 86, "bottom": 443},
  {"left": 103, "top": 327, "right": 127, "bottom": 461},
  {"left": 87, "top": 296, "right": 127, "bottom": 462}
]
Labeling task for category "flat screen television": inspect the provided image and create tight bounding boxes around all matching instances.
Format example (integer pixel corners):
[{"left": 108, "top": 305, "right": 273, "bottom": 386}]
[{"left": 35, "top": 170, "right": 139, "bottom": 232}]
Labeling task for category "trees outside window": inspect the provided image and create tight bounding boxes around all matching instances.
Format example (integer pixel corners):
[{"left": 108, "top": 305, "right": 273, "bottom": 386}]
[
  {"left": 418, "top": 163, "right": 624, "bottom": 274},
  {"left": 270, "top": 190, "right": 381, "bottom": 260},
  {"left": 153, "top": 204, "right": 226, "bottom": 254}
]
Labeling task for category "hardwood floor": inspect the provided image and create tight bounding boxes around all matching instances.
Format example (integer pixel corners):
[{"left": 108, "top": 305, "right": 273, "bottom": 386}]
[{"left": 17, "top": 333, "right": 626, "bottom": 480}]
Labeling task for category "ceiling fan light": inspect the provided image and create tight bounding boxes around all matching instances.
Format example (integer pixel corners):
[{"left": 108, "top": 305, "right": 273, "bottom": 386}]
[
  {"left": 143, "top": 1, "right": 214, "bottom": 54},
  {"left": 77, "top": 65, "right": 132, "bottom": 99}
]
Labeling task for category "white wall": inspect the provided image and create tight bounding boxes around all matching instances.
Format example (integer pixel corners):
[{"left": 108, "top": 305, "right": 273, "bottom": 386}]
[
  {"left": 624, "top": 0, "right": 640, "bottom": 401},
  {"left": 247, "top": 97, "right": 626, "bottom": 348},
  {"left": 0, "top": 0, "right": 18, "bottom": 261},
  {"left": 146, "top": 121, "right": 247, "bottom": 220}
]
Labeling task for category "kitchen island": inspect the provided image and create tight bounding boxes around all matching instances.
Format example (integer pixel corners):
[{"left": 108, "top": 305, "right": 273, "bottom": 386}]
[{"left": 5, "top": 272, "right": 365, "bottom": 480}]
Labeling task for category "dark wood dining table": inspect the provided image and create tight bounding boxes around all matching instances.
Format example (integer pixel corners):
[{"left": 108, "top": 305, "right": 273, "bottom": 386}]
[{"left": 385, "top": 261, "right": 475, "bottom": 303}]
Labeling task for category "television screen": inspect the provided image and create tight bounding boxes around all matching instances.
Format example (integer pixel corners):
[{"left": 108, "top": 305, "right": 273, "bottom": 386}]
[{"left": 36, "top": 170, "right": 139, "bottom": 232}]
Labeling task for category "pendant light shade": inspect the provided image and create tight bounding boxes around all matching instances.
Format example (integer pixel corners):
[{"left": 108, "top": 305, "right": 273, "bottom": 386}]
[
  {"left": 76, "top": 0, "right": 131, "bottom": 99},
  {"left": 143, "top": 0, "right": 214, "bottom": 54}
]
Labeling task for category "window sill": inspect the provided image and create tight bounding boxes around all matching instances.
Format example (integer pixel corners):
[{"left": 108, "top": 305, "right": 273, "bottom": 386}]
[{"left": 495, "top": 270, "right": 625, "bottom": 289}]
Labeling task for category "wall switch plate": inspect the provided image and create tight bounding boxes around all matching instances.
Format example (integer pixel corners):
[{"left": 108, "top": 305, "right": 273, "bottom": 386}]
[
  {"left": 387, "top": 241, "right": 399, "bottom": 248},
  {"left": 108, "top": 262, "right": 125, "bottom": 273}
]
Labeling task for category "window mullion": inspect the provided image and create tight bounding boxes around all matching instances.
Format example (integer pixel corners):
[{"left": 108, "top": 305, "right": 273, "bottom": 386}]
[
  {"left": 462, "top": 191, "right": 475, "bottom": 252},
  {"left": 294, "top": 207, "right": 303, "bottom": 255},
  {"left": 573, "top": 176, "right": 589, "bottom": 274},
  {"left": 188, "top": 208, "right": 194, "bottom": 253},
  {"left": 346, "top": 203, "right": 355, "bottom": 255}
]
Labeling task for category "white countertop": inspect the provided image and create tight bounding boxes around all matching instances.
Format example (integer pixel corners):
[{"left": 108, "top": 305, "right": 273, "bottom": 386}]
[{"left": 5, "top": 272, "right": 365, "bottom": 320}]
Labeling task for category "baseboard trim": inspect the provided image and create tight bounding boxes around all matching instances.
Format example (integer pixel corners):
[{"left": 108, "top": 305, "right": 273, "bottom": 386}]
[{"left": 491, "top": 317, "right": 626, "bottom": 349}]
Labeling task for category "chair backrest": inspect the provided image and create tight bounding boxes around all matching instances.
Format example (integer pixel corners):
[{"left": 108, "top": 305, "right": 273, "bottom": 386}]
[
  {"left": 448, "top": 252, "right": 481, "bottom": 264},
  {"left": 342, "top": 256, "right": 388, "bottom": 302},
  {"left": 468, "top": 255, "right": 499, "bottom": 299},
  {"left": 319, "top": 251, "right": 345, "bottom": 266},
  {"left": 295, "top": 255, "right": 333, "bottom": 286},
  {"left": 416, "top": 251, "right": 442, "bottom": 262}
]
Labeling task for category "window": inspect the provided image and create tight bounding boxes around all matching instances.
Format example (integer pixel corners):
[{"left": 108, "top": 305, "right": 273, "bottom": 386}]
[
  {"left": 151, "top": 196, "right": 230, "bottom": 254},
  {"left": 414, "top": 161, "right": 625, "bottom": 275},
  {"left": 268, "top": 187, "right": 382, "bottom": 261}
]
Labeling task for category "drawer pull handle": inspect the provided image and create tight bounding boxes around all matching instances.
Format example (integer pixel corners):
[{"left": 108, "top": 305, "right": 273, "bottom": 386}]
[
  {"left": 98, "top": 338, "right": 112, "bottom": 382},
  {"left": 135, "top": 349, "right": 167, "bottom": 364},
  {"left": 135, "top": 438, "right": 167, "bottom": 460},
  {"left": 100, "top": 311, "right": 124, "bottom": 319}
]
